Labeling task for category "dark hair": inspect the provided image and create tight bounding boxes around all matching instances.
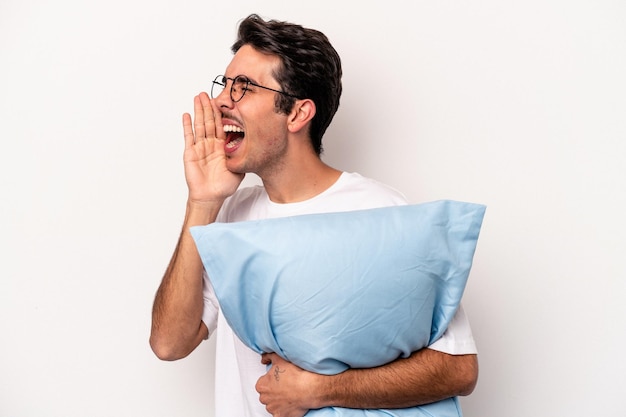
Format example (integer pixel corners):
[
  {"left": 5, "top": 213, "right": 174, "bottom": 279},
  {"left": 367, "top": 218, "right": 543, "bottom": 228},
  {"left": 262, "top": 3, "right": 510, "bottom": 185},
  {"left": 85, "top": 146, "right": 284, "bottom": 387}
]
[{"left": 232, "top": 14, "right": 342, "bottom": 155}]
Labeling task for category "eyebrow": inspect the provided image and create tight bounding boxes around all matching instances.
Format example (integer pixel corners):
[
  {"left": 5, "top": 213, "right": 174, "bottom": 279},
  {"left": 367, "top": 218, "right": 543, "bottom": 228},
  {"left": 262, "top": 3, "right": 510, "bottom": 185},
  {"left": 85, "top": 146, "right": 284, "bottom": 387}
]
[{"left": 237, "top": 74, "right": 266, "bottom": 86}]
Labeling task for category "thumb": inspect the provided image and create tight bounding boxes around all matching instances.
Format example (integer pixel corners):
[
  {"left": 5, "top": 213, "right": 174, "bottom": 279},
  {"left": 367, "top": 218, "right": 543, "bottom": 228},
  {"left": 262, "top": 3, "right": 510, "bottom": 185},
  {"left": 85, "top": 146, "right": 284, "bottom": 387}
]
[{"left": 261, "top": 352, "right": 277, "bottom": 365}]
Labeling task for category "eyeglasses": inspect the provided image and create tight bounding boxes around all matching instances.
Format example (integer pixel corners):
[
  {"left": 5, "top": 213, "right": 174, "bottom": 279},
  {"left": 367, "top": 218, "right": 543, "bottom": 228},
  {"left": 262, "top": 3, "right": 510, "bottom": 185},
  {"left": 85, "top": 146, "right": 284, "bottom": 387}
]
[{"left": 210, "top": 74, "right": 300, "bottom": 102}]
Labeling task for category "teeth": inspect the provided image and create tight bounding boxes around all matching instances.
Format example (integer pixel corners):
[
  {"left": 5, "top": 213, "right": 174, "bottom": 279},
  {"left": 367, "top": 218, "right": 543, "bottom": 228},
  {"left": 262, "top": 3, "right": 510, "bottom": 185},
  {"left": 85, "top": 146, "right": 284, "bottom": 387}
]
[
  {"left": 225, "top": 137, "right": 243, "bottom": 149},
  {"left": 223, "top": 125, "right": 244, "bottom": 133}
]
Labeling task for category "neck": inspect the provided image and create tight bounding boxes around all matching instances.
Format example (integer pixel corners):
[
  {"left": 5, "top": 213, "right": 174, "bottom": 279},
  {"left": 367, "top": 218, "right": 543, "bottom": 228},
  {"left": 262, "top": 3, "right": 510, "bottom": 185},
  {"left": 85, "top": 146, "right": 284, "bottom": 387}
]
[{"left": 260, "top": 155, "right": 342, "bottom": 204}]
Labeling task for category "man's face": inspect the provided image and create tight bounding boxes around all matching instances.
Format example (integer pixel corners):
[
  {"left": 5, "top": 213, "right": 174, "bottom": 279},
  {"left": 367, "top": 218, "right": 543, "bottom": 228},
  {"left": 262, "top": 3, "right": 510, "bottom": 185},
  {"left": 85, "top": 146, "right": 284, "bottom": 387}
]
[{"left": 213, "top": 44, "right": 291, "bottom": 177}]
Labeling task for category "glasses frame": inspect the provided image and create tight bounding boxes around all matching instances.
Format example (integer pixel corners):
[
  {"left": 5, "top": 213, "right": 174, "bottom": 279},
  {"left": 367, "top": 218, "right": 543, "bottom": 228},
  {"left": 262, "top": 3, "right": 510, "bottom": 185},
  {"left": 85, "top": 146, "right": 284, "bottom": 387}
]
[{"left": 211, "top": 74, "right": 301, "bottom": 102}]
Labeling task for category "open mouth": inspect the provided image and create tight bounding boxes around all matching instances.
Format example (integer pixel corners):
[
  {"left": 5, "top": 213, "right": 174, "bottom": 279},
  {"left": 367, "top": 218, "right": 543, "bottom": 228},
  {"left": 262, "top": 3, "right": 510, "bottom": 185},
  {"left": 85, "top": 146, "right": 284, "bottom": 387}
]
[{"left": 223, "top": 124, "right": 244, "bottom": 151}]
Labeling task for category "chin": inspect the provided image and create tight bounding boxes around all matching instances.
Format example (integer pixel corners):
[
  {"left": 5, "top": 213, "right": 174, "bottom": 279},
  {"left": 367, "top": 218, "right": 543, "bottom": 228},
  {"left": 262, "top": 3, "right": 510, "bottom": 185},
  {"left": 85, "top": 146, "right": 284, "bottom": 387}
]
[{"left": 225, "top": 159, "right": 246, "bottom": 175}]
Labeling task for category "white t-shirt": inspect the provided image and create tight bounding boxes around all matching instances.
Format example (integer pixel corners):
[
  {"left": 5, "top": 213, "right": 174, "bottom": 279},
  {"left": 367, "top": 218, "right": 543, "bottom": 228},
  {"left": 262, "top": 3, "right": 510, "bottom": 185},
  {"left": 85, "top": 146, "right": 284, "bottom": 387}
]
[{"left": 201, "top": 172, "right": 477, "bottom": 417}]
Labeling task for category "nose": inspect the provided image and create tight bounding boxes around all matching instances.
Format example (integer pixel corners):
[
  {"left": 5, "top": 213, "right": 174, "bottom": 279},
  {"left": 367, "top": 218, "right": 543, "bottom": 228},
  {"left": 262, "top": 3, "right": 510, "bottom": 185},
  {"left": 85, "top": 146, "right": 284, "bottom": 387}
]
[{"left": 213, "top": 83, "right": 235, "bottom": 109}]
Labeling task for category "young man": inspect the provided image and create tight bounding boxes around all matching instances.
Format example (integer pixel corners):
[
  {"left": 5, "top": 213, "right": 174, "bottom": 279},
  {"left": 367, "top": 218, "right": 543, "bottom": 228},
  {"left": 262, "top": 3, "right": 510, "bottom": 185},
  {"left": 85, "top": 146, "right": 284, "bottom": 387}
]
[{"left": 150, "top": 14, "right": 478, "bottom": 417}]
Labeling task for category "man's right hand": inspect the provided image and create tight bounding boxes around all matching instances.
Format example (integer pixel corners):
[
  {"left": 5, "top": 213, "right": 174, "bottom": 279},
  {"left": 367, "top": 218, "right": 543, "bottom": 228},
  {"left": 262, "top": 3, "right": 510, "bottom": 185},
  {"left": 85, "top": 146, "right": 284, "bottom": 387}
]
[
  {"left": 150, "top": 93, "right": 244, "bottom": 361},
  {"left": 182, "top": 92, "right": 244, "bottom": 205}
]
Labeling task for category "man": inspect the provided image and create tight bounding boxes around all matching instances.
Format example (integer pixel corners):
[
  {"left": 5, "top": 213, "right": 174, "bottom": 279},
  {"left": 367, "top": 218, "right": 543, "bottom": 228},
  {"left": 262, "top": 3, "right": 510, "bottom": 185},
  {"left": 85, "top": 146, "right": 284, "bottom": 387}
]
[{"left": 150, "top": 14, "right": 478, "bottom": 417}]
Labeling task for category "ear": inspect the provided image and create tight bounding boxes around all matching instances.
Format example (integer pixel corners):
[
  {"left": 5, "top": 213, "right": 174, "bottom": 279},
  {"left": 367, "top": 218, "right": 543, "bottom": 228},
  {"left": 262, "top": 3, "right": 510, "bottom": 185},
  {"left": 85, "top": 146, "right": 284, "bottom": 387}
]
[{"left": 287, "top": 99, "right": 316, "bottom": 133}]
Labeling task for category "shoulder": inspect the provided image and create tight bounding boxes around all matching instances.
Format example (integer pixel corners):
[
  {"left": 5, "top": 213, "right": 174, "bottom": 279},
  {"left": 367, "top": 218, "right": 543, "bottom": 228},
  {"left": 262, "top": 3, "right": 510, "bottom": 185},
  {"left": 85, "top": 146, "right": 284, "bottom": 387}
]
[
  {"left": 330, "top": 172, "right": 408, "bottom": 207},
  {"left": 217, "top": 186, "right": 267, "bottom": 222}
]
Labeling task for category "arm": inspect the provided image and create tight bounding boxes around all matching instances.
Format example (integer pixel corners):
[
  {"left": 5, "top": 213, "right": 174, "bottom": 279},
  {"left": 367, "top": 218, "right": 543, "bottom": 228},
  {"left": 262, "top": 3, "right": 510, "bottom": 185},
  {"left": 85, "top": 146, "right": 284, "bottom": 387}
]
[
  {"left": 149, "top": 92, "right": 244, "bottom": 361},
  {"left": 256, "top": 349, "right": 478, "bottom": 417},
  {"left": 148, "top": 200, "right": 217, "bottom": 361}
]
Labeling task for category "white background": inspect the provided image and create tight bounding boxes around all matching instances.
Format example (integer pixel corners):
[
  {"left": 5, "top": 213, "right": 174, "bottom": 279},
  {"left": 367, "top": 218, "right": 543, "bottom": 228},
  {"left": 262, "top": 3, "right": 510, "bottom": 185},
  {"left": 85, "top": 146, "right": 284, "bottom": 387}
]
[{"left": 1, "top": 1, "right": 625, "bottom": 416}]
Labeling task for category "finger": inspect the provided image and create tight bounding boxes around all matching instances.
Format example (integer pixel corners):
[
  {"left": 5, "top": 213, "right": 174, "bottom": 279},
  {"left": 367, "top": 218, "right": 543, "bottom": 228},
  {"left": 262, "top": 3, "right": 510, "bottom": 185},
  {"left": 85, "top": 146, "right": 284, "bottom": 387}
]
[
  {"left": 182, "top": 113, "right": 195, "bottom": 147},
  {"left": 198, "top": 92, "right": 215, "bottom": 138},
  {"left": 211, "top": 98, "right": 225, "bottom": 140},
  {"left": 193, "top": 94, "right": 206, "bottom": 139}
]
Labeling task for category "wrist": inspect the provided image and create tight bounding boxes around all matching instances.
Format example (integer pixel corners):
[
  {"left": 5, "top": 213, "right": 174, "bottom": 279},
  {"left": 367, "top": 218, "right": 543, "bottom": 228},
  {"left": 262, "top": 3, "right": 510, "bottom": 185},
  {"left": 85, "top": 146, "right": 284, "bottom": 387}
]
[
  {"left": 184, "top": 198, "right": 224, "bottom": 226},
  {"left": 308, "top": 372, "right": 339, "bottom": 410}
]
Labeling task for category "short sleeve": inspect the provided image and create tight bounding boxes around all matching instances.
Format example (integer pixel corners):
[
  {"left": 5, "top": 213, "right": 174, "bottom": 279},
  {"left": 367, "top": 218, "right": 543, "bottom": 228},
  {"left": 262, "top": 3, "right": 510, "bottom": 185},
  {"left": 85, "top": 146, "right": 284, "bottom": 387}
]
[
  {"left": 427, "top": 304, "right": 477, "bottom": 355},
  {"left": 201, "top": 270, "right": 220, "bottom": 335}
]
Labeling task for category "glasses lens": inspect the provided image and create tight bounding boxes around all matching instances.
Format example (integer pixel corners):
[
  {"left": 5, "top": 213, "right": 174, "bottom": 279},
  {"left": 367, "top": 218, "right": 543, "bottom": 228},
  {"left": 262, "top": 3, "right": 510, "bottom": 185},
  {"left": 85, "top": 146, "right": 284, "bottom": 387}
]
[
  {"left": 231, "top": 76, "right": 249, "bottom": 102},
  {"left": 211, "top": 75, "right": 226, "bottom": 99}
]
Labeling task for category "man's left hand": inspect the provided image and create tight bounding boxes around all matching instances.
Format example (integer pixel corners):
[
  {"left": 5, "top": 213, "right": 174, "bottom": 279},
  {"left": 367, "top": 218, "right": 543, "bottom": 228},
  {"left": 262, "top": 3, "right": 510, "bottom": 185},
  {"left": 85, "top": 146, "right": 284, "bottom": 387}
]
[{"left": 256, "top": 352, "right": 322, "bottom": 417}]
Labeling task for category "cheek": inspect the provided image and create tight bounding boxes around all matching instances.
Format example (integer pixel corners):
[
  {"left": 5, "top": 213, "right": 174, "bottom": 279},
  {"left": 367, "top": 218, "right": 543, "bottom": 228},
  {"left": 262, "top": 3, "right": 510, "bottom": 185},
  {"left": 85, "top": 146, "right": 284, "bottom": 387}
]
[
  {"left": 240, "top": 104, "right": 289, "bottom": 147},
  {"left": 252, "top": 120, "right": 289, "bottom": 146}
]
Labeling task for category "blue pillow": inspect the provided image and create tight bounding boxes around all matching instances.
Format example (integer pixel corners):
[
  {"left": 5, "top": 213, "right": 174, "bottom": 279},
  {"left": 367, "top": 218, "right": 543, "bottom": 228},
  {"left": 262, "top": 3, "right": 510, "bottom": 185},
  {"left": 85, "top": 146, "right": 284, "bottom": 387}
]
[{"left": 190, "top": 200, "right": 485, "bottom": 417}]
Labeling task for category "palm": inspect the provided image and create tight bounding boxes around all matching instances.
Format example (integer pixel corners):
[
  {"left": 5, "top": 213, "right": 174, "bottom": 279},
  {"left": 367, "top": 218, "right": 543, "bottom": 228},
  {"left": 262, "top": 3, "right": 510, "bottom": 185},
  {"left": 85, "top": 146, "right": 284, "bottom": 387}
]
[
  {"left": 182, "top": 92, "right": 244, "bottom": 202},
  {"left": 183, "top": 136, "right": 242, "bottom": 202}
]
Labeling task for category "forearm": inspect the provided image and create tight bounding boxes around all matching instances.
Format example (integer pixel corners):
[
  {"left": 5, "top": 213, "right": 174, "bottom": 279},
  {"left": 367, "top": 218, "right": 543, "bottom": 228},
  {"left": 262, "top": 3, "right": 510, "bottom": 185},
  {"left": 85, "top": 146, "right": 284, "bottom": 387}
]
[
  {"left": 149, "top": 200, "right": 222, "bottom": 360},
  {"left": 315, "top": 349, "right": 478, "bottom": 409}
]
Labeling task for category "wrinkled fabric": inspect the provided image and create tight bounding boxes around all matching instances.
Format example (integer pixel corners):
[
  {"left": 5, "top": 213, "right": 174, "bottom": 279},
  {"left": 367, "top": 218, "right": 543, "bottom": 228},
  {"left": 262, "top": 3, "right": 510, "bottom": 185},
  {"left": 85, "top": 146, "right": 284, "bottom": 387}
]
[{"left": 191, "top": 200, "right": 485, "bottom": 417}]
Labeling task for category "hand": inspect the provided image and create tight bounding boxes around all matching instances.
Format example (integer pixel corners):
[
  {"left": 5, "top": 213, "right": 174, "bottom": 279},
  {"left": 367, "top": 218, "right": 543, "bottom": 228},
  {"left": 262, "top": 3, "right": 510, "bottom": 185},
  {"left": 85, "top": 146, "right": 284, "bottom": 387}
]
[
  {"left": 182, "top": 92, "right": 244, "bottom": 204},
  {"left": 256, "top": 353, "right": 322, "bottom": 417}
]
